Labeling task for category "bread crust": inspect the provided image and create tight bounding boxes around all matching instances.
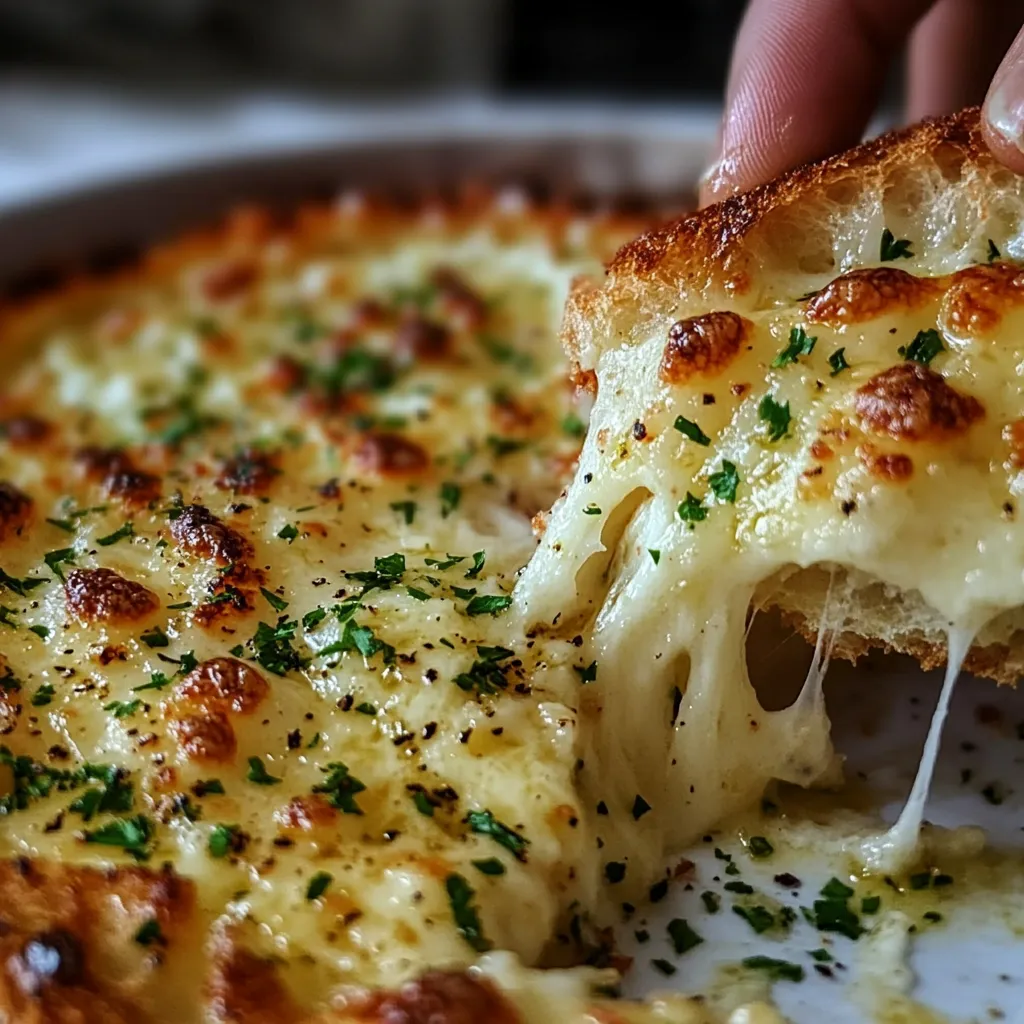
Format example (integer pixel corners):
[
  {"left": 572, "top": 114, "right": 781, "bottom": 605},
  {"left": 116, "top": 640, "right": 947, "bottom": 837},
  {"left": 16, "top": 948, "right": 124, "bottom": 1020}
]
[{"left": 564, "top": 107, "right": 1024, "bottom": 685}]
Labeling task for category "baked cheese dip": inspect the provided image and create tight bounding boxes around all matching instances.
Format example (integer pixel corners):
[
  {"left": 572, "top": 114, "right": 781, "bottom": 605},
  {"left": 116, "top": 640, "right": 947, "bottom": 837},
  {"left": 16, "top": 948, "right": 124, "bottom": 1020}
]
[
  {"left": 0, "top": 197, "right": 696, "bottom": 1023},
  {"left": 3, "top": 108, "right": 1024, "bottom": 1024}
]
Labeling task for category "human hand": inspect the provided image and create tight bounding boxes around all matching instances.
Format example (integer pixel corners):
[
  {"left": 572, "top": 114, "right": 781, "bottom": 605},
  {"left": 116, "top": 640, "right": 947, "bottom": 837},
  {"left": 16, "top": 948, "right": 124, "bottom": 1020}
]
[{"left": 701, "top": 0, "right": 1024, "bottom": 206}]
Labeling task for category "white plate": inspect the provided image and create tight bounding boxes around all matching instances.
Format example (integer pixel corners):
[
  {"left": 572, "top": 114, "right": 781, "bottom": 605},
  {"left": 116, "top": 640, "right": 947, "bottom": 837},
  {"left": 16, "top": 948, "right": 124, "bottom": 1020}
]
[{"left": 617, "top": 638, "right": 1024, "bottom": 1021}]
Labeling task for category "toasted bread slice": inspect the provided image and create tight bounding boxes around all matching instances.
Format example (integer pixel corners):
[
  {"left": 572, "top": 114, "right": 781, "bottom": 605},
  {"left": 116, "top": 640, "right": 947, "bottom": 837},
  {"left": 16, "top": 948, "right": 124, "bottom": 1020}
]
[{"left": 557, "top": 106, "right": 1024, "bottom": 685}]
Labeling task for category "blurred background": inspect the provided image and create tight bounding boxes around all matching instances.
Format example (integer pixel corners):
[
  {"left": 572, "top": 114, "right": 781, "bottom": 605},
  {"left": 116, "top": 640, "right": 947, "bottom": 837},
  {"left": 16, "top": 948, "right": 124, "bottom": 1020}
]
[{"left": 0, "top": 0, "right": 915, "bottom": 212}]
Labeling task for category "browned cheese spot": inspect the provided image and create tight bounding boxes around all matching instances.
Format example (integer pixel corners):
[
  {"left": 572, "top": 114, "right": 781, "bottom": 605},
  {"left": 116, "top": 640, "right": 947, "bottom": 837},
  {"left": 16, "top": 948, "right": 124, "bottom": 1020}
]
[
  {"left": 857, "top": 443, "right": 914, "bottom": 482},
  {"left": 0, "top": 416, "right": 51, "bottom": 447},
  {"left": 273, "top": 795, "right": 339, "bottom": 833},
  {"left": 809, "top": 440, "right": 834, "bottom": 461},
  {"left": 0, "top": 482, "right": 33, "bottom": 542},
  {"left": 805, "top": 268, "right": 942, "bottom": 326},
  {"left": 660, "top": 311, "right": 749, "bottom": 385},
  {"left": 102, "top": 470, "right": 161, "bottom": 508},
  {"left": 0, "top": 861, "right": 195, "bottom": 1023},
  {"left": 394, "top": 314, "right": 452, "bottom": 362},
  {"left": 569, "top": 365, "right": 597, "bottom": 396},
  {"left": 173, "top": 658, "right": 269, "bottom": 716},
  {"left": 940, "top": 262, "right": 1024, "bottom": 337},
  {"left": 170, "top": 505, "right": 253, "bottom": 565},
  {"left": 491, "top": 395, "right": 537, "bottom": 434},
  {"left": 64, "top": 568, "right": 160, "bottom": 626},
  {"left": 205, "top": 931, "right": 302, "bottom": 1024},
  {"left": 201, "top": 260, "right": 258, "bottom": 302},
  {"left": 353, "top": 970, "right": 522, "bottom": 1024},
  {"left": 854, "top": 363, "right": 983, "bottom": 441},
  {"left": 430, "top": 267, "right": 488, "bottom": 329},
  {"left": 214, "top": 450, "right": 279, "bottom": 495},
  {"left": 169, "top": 711, "right": 237, "bottom": 763},
  {"left": 353, "top": 432, "right": 429, "bottom": 477}
]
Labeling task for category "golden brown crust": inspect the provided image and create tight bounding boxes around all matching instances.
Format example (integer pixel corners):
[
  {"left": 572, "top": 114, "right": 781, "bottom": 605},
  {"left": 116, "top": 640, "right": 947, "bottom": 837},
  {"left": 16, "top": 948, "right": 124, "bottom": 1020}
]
[
  {"left": 780, "top": 607, "right": 1020, "bottom": 686},
  {"left": 805, "top": 267, "right": 943, "bottom": 327},
  {"left": 0, "top": 860, "right": 196, "bottom": 1024},
  {"left": 562, "top": 107, "right": 996, "bottom": 368},
  {"left": 349, "top": 971, "right": 522, "bottom": 1024}
]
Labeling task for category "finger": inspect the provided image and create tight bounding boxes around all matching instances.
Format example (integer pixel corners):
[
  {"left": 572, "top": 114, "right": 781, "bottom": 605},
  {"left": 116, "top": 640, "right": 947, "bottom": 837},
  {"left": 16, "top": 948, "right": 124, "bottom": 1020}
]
[
  {"left": 701, "top": 0, "right": 935, "bottom": 207},
  {"left": 984, "top": 20, "right": 1024, "bottom": 174},
  {"left": 907, "top": 0, "right": 1021, "bottom": 121}
]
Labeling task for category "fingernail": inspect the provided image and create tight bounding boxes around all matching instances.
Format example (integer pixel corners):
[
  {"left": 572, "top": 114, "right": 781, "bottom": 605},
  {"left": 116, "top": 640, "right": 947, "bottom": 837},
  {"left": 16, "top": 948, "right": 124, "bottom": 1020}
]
[{"left": 986, "top": 70, "right": 1024, "bottom": 154}]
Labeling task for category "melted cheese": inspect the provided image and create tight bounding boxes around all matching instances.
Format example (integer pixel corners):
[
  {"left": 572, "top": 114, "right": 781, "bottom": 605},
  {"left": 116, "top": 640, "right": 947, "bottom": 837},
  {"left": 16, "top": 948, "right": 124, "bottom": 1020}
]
[
  {"left": 516, "top": 257, "right": 1024, "bottom": 905},
  {"left": 0, "top": 203, "right": 643, "bottom": 1020}
]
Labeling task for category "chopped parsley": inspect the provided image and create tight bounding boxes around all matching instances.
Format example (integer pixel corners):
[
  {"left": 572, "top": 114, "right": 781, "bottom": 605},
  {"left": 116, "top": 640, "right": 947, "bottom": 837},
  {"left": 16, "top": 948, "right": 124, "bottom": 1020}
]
[
  {"left": 104, "top": 699, "right": 142, "bottom": 719},
  {"left": 988, "top": 239, "right": 1001, "bottom": 262},
  {"left": 472, "top": 858, "right": 506, "bottom": 876},
  {"left": 344, "top": 553, "right": 406, "bottom": 591},
  {"left": 134, "top": 918, "right": 164, "bottom": 947},
  {"left": 313, "top": 761, "right": 366, "bottom": 815},
  {"left": 708, "top": 459, "right": 739, "bottom": 503},
  {"left": 674, "top": 415, "right": 711, "bottom": 446},
  {"left": 880, "top": 228, "right": 913, "bottom": 261},
  {"left": 582, "top": 504, "right": 602, "bottom": 515},
  {"left": 247, "top": 618, "right": 306, "bottom": 675},
  {"left": 246, "top": 757, "right": 281, "bottom": 786},
  {"left": 561, "top": 412, "right": 586, "bottom": 438},
  {"left": 139, "top": 626, "right": 169, "bottom": 649},
  {"left": 724, "top": 881, "right": 754, "bottom": 895},
  {"left": 677, "top": 492, "right": 707, "bottom": 525},
  {"left": 454, "top": 645, "right": 516, "bottom": 697},
  {"left": 811, "top": 879, "right": 863, "bottom": 939},
  {"left": 742, "top": 956, "right": 804, "bottom": 982},
  {"left": 306, "top": 872, "right": 333, "bottom": 900},
  {"left": 810, "top": 948, "right": 833, "bottom": 963},
  {"left": 486, "top": 435, "right": 527, "bottom": 457},
  {"left": 464, "top": 594, "right": 512, "bottom": 617},
  {"left": 732, "top": 904, "right": 776, "bottom": 934},
  {"left": 667, "top": 918, "right": 703, "bottom": 955},
  {"left": 277, "top": 523, "right": 299, "bottom": 542},
  {"left": 828, "top": 347, "right": 851, "bottom": 376},
  {"left": 820, "top": 877, "right": 854, "bottom": 899},
  {"left": 651, "top": 959, "right": 676, "bottom": 977},
  {"left": 648, "top": 549, "right": 661, "bottom": 565},
  {"left": 390, "top": 500, "right": 417, "bottom": 525},
  {"left": 861, "top": 895, "right": 881, "bottom": 914},
  {"left": 440, "top": 482, "right": 461, "bottom": 518},
  {"left": 208, "top": 824, "right": 243, "bottom": 858},
  {"left": 424, "top": 554, "right": 465, "bottom": 571},
  {"left": 30, "top": 684, "right": 55, "bottom": 707},
  {"left": 758, "top": 394, "right": 792, "bottom": 442},
  {"left": 0, "top": 568, "right": 47, "bottom": 597},
  {"left": 259, "top": 587, "right": 288, "bottom": 613},
  {"left": 355, "top": 702, "right": 377, "bottom": 716},
  {"left": 748, "top": 836, "right": 773, "bottom": 858},
  {"left": 407, "top": 586, "right": 431, "bottom": 601},
  {"left": 45, "top": 517, "right": 74, "bottom": 533},
  {"left": 574, "top": 661, "right": 598, "bottom": 684},
  {"left": 467, "top": 809, "right": 529, "bottom": 861},
  {"left": 446, "top": 873, "right": 492, "bottom": 953},
  {"left": 43, "top": 546, "right": 77, "bottom": 582},
  {"left": 701, "top": 891, "right": 721, "bottom": 914},
  {"left": 96, "top": 522, "right": 135, "bottom": 547},
  {"left": 411, "top": 791, "right": 437, "bottom": 817},
  {"left": 302, "top": 608, "right": 327, "bottom": 630},
  {"left": 899, "top": 328, "right": 945, "bottom": 365},
  {"left": 772, "top": 325, "right": 817, "bottom": 368},
  {"left": 83, "top": 814, "right": 154, "bottom": 860},
  {"left": 465, "top": 551, "right": 486, "bottom": 579}
]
